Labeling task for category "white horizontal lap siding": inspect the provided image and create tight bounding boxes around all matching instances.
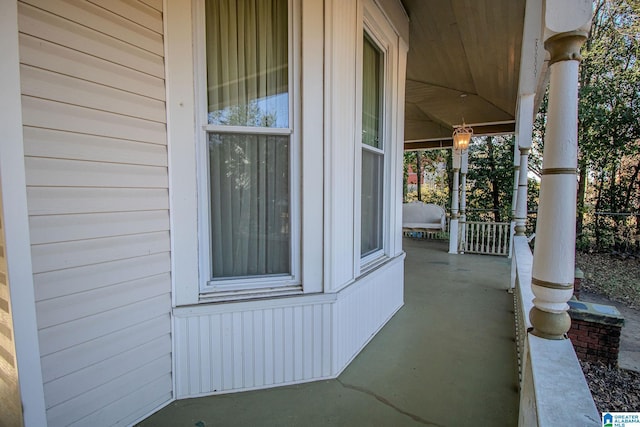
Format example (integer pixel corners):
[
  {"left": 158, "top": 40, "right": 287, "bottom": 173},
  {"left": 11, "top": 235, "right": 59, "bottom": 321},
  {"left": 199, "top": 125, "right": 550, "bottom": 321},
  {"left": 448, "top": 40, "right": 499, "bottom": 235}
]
[{"left": 18, "top": 1, "right": 172, "bottom": 426}]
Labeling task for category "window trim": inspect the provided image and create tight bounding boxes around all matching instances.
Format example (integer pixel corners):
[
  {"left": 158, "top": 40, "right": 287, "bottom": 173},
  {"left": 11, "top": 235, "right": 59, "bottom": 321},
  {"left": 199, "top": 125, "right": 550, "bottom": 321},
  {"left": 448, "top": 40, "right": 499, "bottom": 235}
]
[
  {"left": 356, "top": 9, "right": 395, "bottom": 274},
  {"left": 193, "top": 0, "right": 302, "bottom": 297}
]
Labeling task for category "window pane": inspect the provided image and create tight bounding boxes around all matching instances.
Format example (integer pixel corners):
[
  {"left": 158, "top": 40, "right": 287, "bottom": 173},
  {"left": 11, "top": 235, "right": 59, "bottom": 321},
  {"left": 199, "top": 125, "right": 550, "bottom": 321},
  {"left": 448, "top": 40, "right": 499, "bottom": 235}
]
[
  {"left": 361, "top": 150, "right": 383, "bottom": 257},
  {"left": 206, "top": 0, "right": 289, "bottom": 128},
  {"left": 209, "top": 133, "right": 290, "bottom": 278},
  {"left": 362, "top": 35, "right": 381, "bottom": 148}
]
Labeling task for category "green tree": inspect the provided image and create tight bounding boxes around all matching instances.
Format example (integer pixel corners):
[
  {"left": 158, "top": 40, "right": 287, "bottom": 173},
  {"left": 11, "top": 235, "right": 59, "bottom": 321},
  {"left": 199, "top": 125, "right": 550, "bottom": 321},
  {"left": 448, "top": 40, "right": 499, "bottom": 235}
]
[
  {"left": 403, "top": 149, "right": 450, "bottom": 206},
  {"left": 532, "top": 0, "right": 639, "bottom": 251},
  {"left": 577, "top": 0, "right": 640, "bottom": 250},
  {"left": 466, "top": 136, "right": 515, "bottom": 222}
]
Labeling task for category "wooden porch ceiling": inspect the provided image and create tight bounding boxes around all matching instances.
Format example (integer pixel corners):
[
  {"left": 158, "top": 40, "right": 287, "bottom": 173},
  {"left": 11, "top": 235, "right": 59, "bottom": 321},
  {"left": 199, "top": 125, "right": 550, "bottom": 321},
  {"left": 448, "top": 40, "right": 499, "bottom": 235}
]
[{"left": 401, "top": 0, "right": 526, "bottom": 150}]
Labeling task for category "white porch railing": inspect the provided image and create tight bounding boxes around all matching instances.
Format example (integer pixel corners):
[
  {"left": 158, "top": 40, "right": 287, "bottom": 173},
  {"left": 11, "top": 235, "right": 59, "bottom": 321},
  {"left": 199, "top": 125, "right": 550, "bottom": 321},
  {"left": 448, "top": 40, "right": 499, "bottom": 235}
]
[
  {"left": 459, "top": 221, "right": 511, "bottom": 256},
  {"left": 512, "top": 236, "right": 599, "bottom": 426}
]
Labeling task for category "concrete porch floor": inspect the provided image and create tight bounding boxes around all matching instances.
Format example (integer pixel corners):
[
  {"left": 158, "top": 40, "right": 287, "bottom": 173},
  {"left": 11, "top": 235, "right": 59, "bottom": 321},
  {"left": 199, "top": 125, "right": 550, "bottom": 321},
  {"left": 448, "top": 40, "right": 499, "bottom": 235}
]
[{"left": 138, "top": 239, "right": 519, "bottom": 426}]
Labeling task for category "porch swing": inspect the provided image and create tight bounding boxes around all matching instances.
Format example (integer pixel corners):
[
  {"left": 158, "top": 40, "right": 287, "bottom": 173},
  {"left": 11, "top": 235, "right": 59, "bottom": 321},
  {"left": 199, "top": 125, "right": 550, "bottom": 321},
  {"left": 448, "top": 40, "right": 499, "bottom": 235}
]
[{"left": 402, "top": 150, "right": 449, "bottom": 240}]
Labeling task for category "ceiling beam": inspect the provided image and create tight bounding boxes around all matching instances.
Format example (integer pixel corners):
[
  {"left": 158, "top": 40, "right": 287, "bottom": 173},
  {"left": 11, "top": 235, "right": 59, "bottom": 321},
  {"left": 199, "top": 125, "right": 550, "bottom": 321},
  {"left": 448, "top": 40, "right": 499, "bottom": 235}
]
[
  {"left": 404, "top": 122, "right": 516, "bottom": 150},
  {"left": 404, "top": 140, "right": 452, "bottom": 151}
]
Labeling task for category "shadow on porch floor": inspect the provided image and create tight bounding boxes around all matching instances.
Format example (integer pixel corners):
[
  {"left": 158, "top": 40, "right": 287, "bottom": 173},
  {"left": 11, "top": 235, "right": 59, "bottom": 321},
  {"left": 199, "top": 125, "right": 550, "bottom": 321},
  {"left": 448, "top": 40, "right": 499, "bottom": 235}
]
[{"left": 138, "top": 239, "right": 519, "bottom": 427}]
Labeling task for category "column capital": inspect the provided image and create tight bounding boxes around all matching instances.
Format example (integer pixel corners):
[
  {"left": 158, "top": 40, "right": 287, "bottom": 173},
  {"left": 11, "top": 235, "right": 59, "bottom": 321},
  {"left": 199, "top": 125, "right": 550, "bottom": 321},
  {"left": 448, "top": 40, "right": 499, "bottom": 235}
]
[
  {"left": 544, "top": 30, "right": 588, "bottom": 65},
  {"left": 519, "top": 146, "right": 530, "bottom": 155}
]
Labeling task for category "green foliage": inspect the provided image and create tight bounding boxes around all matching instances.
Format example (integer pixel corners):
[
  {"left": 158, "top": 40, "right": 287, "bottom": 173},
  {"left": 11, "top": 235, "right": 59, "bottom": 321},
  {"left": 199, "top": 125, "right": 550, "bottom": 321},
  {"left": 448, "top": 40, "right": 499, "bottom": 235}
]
[
  {"left": 580, "top": 0, "right": 640, "bottom": 252},
  {"left": 208, "top": 101, "right": 278, "bottom": 127},
  {"left": 403, "top": 149, "right": 449, "bottom": 206},
  {"left": 466, "top": 135, "right": 516, "bottom": 222},
  {"left": 533, "top": 0, "right": 640, "bottom": 252},
  {"left": 402, "top": 140, "right": 541, "bottom": 229},
  {"left": 405, "top": 186, "right": 449, "bottom": 207}
]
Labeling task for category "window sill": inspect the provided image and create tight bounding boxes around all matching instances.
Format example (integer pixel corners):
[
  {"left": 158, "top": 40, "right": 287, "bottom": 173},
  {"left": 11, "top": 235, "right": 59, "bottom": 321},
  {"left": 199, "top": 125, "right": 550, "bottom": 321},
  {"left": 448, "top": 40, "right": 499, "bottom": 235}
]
[
  {"left": 198, "top": 284, "right": 304, "bottom": 304},
  {"left": 174, "top": 290, "right": 335, "bottom": 315},
  {"left": 360, "top": 253, "right": 389, "bottom": 275}
]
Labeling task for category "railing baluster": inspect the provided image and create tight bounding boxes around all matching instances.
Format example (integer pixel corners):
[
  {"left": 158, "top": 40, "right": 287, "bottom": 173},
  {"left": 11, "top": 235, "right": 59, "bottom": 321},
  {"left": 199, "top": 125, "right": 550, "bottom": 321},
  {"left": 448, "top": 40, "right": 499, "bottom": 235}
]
[
  {"left": 474, "top": 223, "right": 478, "bottom": 252},
  {"left": 484, "top": 224, "right": 488, "bottom": 254},
  {"left": 482, "top": 223, "right": 487, "bottom": 253},
  {"left": 503, "top": 224, "right": 507, "bottom": 255},
  {"left": 471, "top": 223, "right": 476, "bottom": 252},
  {"left": 491, "top": 223, "right": 495, "bottom": 254},
  {"left": 474, "top": 223, "right": 479, "bottom": 252},
  {"left": 491, "top": 224, "right": 498, "bottom": 254},
  {"left": 464, "top": 224, "right": 468, "bottom": 252},
  {"left": 502, "top": 224, "right": 508, "bottom": 255}
]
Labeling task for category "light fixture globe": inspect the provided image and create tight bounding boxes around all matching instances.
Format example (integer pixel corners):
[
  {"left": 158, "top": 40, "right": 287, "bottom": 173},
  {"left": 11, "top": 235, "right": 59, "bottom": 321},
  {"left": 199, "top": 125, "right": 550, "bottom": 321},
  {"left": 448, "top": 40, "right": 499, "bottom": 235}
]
[{"left": 452, "top": 124, "right": 473, "bottom": 151}]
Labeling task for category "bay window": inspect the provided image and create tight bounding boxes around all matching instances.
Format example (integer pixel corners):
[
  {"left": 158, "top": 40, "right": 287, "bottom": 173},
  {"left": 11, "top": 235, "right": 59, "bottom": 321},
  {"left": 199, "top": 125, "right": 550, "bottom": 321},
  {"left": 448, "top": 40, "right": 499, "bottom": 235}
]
[{"left": 199, "top": 0, "right": 299, "bottom": 295}]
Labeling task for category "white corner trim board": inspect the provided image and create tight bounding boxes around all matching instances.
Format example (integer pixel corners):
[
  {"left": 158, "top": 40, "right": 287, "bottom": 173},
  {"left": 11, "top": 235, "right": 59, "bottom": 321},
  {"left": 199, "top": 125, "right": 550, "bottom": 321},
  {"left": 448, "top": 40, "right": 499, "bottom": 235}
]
[{"left": 0, "top": 2, "right": 47, "bottom": 425}]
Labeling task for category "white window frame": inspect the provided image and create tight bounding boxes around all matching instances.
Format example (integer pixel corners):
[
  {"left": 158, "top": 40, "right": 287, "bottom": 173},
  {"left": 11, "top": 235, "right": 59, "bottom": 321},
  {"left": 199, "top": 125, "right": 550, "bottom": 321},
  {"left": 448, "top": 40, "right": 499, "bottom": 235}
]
[
  {"left": 166, "top": 0, "right": 323, "bottom": 306},
  {"left": 192, "top": 0, "right": 302, "bottom": 299},
  {"left": 356, "top": 3, "right": 396, "bottom": 273}
]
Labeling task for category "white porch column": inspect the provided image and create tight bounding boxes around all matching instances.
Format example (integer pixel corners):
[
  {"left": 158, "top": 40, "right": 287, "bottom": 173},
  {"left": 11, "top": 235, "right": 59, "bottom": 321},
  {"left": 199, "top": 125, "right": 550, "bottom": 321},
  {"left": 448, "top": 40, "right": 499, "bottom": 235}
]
[
  {"left": 514, "top": 94, "right": 535, "bottom": 236},
  {"left": 459, "top": 173, "right": 466, "bottom": 219},
  {"left": 449, "top": 151, "right": 461, "bottom": 254},
  {"left": 509, "top": 144, "right": 519, "bottom": 261},
  {"left": 511, "top": 165, "right": 520, "bottom": 220},
  {"left": 514, "top": 148, "right": 530, "bottom": 235},
  {"left": 530, "top": 29, "right": 588, "bottom": 339},
  {"left": 459, "top": 151, "right": 468, "bottom": 252},
  {"left": 451, "top": 167, "right": 460, "bottom": 218}
]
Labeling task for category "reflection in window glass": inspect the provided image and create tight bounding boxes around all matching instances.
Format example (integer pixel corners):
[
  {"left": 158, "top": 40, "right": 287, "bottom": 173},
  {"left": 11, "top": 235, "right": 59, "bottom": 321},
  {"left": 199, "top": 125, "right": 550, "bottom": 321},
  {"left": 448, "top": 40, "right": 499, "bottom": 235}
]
[
  {"left": 209, "top": 134, "right": 290, "bottom": 278},
  {"left": 362, "top": 34, "right": 381, "bottom": 148},
  {"left": 361, "top": 150, "right": 383, "bottom": 257},
  {"left": 205, "top": 0, "right": 289, "bottom": 128}
]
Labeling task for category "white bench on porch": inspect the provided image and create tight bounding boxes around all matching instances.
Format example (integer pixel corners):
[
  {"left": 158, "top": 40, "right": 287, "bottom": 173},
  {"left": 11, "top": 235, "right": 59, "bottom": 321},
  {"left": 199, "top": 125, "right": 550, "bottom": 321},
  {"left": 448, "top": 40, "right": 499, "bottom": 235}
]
[{"left": 402, "top": 202, "right": 446, "bottom": 233}]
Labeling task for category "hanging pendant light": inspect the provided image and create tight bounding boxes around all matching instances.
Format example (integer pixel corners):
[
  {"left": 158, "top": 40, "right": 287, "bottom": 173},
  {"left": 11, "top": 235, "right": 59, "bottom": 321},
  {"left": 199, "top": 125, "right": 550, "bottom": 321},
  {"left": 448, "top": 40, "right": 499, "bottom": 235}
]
[
  {"left": 453, "top": 123, "right": 473, "bottom": 152},
  {"left": 453, "top": 93, "right": 473, "bottom": 152}
]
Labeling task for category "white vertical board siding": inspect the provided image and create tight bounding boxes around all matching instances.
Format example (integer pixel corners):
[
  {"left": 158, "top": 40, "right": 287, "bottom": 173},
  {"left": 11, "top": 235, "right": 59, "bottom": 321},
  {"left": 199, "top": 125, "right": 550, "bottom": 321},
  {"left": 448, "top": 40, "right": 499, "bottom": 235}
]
[
  {"left": 174, "top": 255, "right": 404, "bottom": 397},
  {"left": 18, "top": 1, "right": 172, "bottom": 426},
  {"left": 174, "top": 298, "right": 334, "bottom": 398},
  {"left": 324, "top": 0, "right": 358, "bottom": 290},
  {"left": 0, "top": 188, "right": 24, "bottom": 427},
  {"left": 334, "top": 255, "right": 404, "bottom": 372}
]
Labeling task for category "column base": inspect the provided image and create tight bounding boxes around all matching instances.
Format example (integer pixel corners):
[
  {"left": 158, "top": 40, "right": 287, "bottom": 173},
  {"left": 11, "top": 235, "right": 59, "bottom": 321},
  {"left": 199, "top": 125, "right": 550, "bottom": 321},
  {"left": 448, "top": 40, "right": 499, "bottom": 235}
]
[
  {"left": 529, "top": 306, "right": 571, "bottom": 340},
  {"left": 448, "top": 218, "right": 459, "bottom": 254}
]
